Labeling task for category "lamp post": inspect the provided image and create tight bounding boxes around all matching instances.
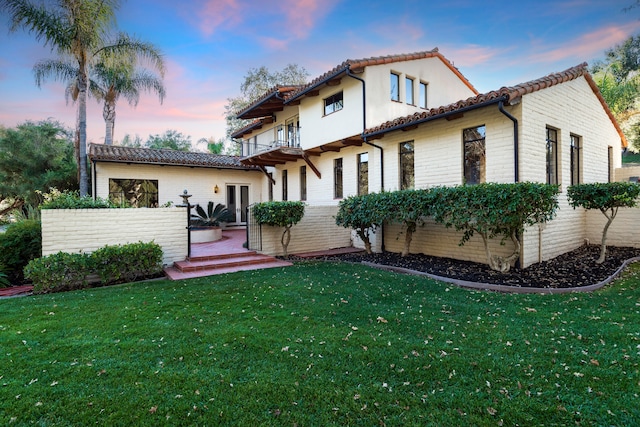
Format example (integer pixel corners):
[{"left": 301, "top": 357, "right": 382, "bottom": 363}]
[{"left": 178, "top": 189, "right": 193, "bottom": 258}]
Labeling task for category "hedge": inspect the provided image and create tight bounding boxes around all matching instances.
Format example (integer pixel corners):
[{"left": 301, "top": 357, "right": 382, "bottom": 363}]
[{"left": 24, "top": 241, "right": 163, "bottom": 294}]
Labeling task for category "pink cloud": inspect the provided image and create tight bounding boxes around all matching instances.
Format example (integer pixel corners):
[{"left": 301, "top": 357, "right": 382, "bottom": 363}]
[
  {"left": 441, "top": 45, "right": 511, "bottom": 68},
  {"left": 198, "top": 0, "right": 243, "bottom": 37}
]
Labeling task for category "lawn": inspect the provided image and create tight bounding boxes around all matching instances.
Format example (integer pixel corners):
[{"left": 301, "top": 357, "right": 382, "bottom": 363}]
[{"left": 1, "top": 261, "right": 639, "bottom": 426}]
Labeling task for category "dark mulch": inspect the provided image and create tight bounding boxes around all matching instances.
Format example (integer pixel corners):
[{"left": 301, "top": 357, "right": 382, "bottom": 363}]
[{"left": 298, "top": 245, "right": 640, "bottom": 288}]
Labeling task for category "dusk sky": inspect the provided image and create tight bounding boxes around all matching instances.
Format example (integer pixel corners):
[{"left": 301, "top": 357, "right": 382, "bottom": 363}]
[{"left": 1, "top": 0, "right": 640, "bottom": 150}]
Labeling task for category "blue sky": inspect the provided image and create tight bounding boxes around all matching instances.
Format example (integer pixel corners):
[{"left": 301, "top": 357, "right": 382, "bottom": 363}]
[{"left": 1, "top": 0, "right": 639, "bottom": 148}]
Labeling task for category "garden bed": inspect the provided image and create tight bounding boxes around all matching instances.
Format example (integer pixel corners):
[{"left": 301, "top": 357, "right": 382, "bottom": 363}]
[{"left": 305, "top": 245, "right": 640, "bottom": 288}]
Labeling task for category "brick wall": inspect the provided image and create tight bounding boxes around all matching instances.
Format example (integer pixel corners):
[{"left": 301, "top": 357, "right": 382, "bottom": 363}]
[
  {"left": 41, "top": 208, "right": 188, "bottom": 266},
  {"left": 586, "top": 207, "right": 640, "bottom": 248},
  {"left": 253, "top": 205, "right": 352, "bottom": 256}
]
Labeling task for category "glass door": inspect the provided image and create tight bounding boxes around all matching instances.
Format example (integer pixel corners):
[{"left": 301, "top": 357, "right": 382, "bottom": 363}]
[{"left": 226, "top": 184, "right": 250, "bottom": 225}]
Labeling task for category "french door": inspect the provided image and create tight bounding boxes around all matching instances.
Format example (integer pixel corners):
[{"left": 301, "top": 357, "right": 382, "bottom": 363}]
[{"left": 226, "top": 184, "right": 249, "bottom": 226}]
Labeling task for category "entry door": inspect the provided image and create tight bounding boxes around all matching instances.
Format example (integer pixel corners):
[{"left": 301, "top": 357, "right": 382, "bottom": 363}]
[{"left": 226, "top": 184, "right": 249, "bottom": 225}]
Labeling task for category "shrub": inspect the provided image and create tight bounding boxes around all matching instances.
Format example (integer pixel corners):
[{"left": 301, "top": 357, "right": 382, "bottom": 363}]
[
  {"left": 252, "top": 201, "right": 305, "bottom": 257},
  {"left": 0, "top": 219, "right": 41, "bottom": 284},
  {"left": 335, "top": 193, "right": 387, "bottom": 254},
  {"left": 25, "top": 241, "right": 163, "bottom": 294},
  {"left": 567, "top": 182, "right": 640, "bottom": 263},
  {"left": 379, "top": 189, "right": 434, "bottom": 257},
  {"left": 0, "top": 263, "right": 10, "bottom": 287},
  {"left": 39, "top": 189, "right": 118, "bottom": 209}
]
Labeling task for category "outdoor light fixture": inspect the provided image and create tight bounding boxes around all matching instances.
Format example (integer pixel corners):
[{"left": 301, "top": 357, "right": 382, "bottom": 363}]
[{"left": 214, "top": 185, "right": 219, "bottom": 193}]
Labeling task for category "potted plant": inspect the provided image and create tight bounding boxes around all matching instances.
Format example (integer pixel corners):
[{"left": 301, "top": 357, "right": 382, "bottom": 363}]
[{"left": 189, "top": 202, "right": 234, "bottom": 243}]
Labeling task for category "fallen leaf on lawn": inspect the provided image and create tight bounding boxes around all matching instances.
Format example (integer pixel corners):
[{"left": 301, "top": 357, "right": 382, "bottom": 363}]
[
  {"left": 525, "top": 307, "right": 537, "bottom": 312},
  {"left": 487, "top": 407, "right": 497, "bottom": 415},
  {"left": 590, "top": 359, "right": 599, "bottom": 366},
  {"left": 149, "top": 406, "right": 157, "bottom": 414},
  {"left": 376, "top": 316, "right": 388, "bottom": 323}
]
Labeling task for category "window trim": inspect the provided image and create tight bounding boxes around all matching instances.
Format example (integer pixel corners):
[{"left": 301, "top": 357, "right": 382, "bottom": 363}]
[
  {"left": 334, "top": 158, "right": 343, "bottom": 199},
  {"left": 323, "top": 91, "right": 344, "bottom": 116},
  {"left": 546, "top": 127, "right": 559, "bottom": 185},
  {"left": 405, "top": 76, "right": 415, "bottom": 105},
  {"left": 419, "top": 81, "right": 428, "bottom": 109},
  {"left": 357, "top": 152, "right": 369, "bottom": 196},
  {"left": 570, "top": 133, "right": 581, "bottom": 186},
  {"left": 390, "top": 72, "right": 400, "bottom": 102},
  {"left": 399, "top": 141, "right": 415, "bottom": 190},
  {"left": 300, "top": 165, "right": 307, "bottom": 201},
  {"left": 463, "top": 125, "right": 486, "bottom": 186}
]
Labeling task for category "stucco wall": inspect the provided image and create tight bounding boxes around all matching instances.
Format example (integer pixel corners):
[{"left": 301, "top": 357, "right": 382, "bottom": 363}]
[
  {"left": 41, "top": 208, "right": 188, "bottom": 266},
  {"left": 254, "top": 205, "right": 352, "bottom": 256},
  {"left": 94, "top": 162, "right": 267, "bottom": 212}
]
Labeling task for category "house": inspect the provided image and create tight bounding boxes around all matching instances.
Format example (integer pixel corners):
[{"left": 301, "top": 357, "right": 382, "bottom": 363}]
[
  {"left": 89, "top": 144, "right": 266, "bottom": 226},
  {"left": 233, "top": 48, "right": 627, "bottom": 267}
]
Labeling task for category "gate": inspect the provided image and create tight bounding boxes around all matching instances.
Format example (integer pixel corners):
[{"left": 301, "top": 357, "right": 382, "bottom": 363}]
[{"left": 245, "top": 204, "right": 262, "bottom": 251}]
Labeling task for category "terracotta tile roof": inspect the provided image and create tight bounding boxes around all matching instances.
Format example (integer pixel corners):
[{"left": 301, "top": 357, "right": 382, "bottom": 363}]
[
  {"left": 230, "top": 119, "right": 266, "bottom": 139},
  {"left": 89, "top": 143, "right": 259, "bottom": 170},
  {"left": 364, "top": 63, "right": 627, "bottom": 147},
  {"left": 285, "top": 48, "right": 478, "bottom": 103},
  {"left": 235, "top": 85, "right": 304, "bottom": 120}
]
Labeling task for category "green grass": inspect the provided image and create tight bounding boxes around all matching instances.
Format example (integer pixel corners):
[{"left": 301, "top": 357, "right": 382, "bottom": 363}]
[{"left": 1, "top": 261, "right": 640, "bottom": 426}]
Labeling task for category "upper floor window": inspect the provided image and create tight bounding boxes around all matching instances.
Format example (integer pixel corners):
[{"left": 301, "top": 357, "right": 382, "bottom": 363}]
[
  {"left": 268, "top": 172, "right": 273, "bottom": 201},
  {"left": 324, "top": 91, "right": 343, "bottom": 115},
  {"left": 358, "top": 153, "right": 369, "bottom": 195},
  {"left": 570, "top": 134, "right": 581, "bottom": 185},
  {"left": 463, "top": 125, "right": 486, "bottom": 185},
  {"left": 419, "top": 82, "right": 428, "bottom": 109},
  {"left": 300, "top": 166, "right": 307, "bottom": 201},
  {"left": 390, "top": 72, "right": 400, "bottom": 101},
  {"left": 109, "top": 179, "right": 159, "bottom": 208},
  {"left": 334, "top": 158, "right": 343, "bottom": 199},
  {"left": 282, "top": 169, "right": 288, "bottom": 201},
  {"left": 546, "top": 127, "right": 558, "bottom": 185},
  {"left": 406, "top": 77, "right": 414, "bottom": 105},
  {"left": 399, "top": 141, "right": 414, "bottom": 190}
]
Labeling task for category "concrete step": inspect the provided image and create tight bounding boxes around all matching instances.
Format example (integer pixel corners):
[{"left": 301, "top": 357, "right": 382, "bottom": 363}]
[
  {"left": 174, "top": 253, "right": 279, "bottom": 273},
  {"left": 164, "top": 259, "right": 292, "bottom": 280}
]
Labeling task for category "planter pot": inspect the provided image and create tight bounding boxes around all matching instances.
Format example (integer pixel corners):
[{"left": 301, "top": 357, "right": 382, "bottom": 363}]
[{"left": 190, "top": 226, "right": 222, "bottom": 243}]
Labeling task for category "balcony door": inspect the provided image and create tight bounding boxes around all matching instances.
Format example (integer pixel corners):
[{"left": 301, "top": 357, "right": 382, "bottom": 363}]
[
  {"left": 286, "top": 116, "right": 300, "bottom": 147},
  {"left": 226, "top": 184, "right": 250, "bottom": 226}
]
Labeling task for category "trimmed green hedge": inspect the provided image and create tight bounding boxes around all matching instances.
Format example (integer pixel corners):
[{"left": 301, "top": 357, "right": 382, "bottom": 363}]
[
  {"left": 24, "top": 241, "right": 163, "bottom": 294},
  {"left": 40, "top": 190, "right": 119, "bottom": 209},
  {"left": 0, "top": 219, "right": 41, "bottom": 284}
]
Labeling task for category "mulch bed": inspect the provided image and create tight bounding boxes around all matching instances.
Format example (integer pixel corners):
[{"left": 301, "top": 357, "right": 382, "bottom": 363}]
[{"left": 296, "top": 245, "right": 640, "bottom": 288}]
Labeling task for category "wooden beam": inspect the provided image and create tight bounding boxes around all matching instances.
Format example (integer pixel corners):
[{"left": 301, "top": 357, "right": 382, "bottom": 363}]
[
  {"left": 446, "top": 112, "right": 464, "bottom": 121},
  {"left": 401, "top": 125, "right": 418, "bottom": 131},
  {"left": 302, "top": 153, "right": 322, "bottom": 179},
  {"left": 326, "top": 78, "right": 342, "bottom": 86},
  {"left": 320, "top": 145, "right": 341, "bottom": 152},
  {"left": 306, "top": 90, "right": 320, "bottom": 97},
  {"left": 258, "top": 165, "right": 276, "bottom": 185}
]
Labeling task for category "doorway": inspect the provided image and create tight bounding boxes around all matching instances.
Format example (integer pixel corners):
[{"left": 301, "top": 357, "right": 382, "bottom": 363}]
[{"left": 226, "top": 184, "right": 249, "bottom": 226}]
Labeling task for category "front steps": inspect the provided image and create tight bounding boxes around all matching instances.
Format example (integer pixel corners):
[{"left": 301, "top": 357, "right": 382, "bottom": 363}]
[{"left": 164, "top": 250, "right": 292, "bottom": 280}]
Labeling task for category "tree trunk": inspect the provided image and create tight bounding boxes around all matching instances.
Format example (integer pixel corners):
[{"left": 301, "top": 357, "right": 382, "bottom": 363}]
[
  {"left": 281, "top": 225, "right": 292, "bottom": 258},
  {"left": 402, "top": 223, "right": 415, "bottom": 257},
  {"left": 597, "top": 208, "right": 617, "bottom": 264},
  {"left": 77, "top": 68, "right": 89, "bottom": 196},
  {"left": 103, "top": 100, "right": 116, "bottom": 145},
  {"left": 0, "top": 199, "right": 24, "bottom": 217},
  {"left": 481, "top": 230, "right": 521, "bottom": 273},
  {"left": 357, "top": 229, "right": 372, "bottom": 254}
]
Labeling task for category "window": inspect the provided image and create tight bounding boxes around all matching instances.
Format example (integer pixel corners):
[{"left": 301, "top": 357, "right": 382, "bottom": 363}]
[
  {"left": 324, "top": 91, "right": 343, "bottom": 115},
  {"left": 463, "top": 125, "right": 486, "bottom": 185},
  {"left": 282, "top": 170, "right": 288, "bottom": 201},
  {"left": 358, "top": 153, "right": 369, "bottom": 195},
  {"left": 608, "top": 146, "right": 614, "bottom": 182},
  {"left": 399, "top": 141, "right": 414, "bottom": 190},
  {"left": 570, "top": 134, "right": 581, "bottom": 185},
  {"left": 546, "top": 127, "right": 558, "bottom": 185},
  {"left": 390, "top": 72, "right": 400, "bottom": 101},
  {"left": 334, "top": 158, "right": 343, "bottom": 199},
  {"left": 300, "top": 166, "right": 307, "bottom": 201},
  {"left": 109, "top": 179, "right": 159, "bottom": 207},
  {"left": 406, "top": 77, "right": 414, "bottom": 105},
  {"left": 419, "top": 81, "right": 428, "bottom": 109},
  {"left": 287, "top": 116, "right": 300, "bottom": 147},
  {"left": 268, "top": 172, "right": 273, "bottom": 201}
]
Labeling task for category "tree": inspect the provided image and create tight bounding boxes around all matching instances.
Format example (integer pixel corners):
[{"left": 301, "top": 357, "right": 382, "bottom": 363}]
[
  {"left": 2, "top": 0, "right": 164, "bottom": 196},
  {"left": 145, "top": 130, "right": 192, "bottom": 151},
  {"left": 90, "top": 50, "right": 165, "bottom": 145},
  {"left": 225, "top": 64, "right": 309, "bottom": 139},
  {"left": 118, "top": 133, "right": 143, "bottom": 147},
  {"left": 0, "top": 120, "right": 77, "bottom": 217},
  {"left": 335, "top": 193, "right": 387, "bottom": 254},
  {"left": 252, "top": 201, "right": 305, "bottom": 257},
  {"left": 431, "top": 183, "right": 559, "bottom": 272},
  {"left": 380, "top": 190, "right": 433, "bottom": 257},
  {"left": 197, "top": 137, "right": 225, "bottom": 154},
  {"left": 567, "top": 182, "right": 640, "bottom": 264}
]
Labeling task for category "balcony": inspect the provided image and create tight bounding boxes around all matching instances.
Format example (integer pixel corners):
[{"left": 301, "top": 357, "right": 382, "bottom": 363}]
[{"left": 240, "top": 125, "right": 303, "bottom": 166}]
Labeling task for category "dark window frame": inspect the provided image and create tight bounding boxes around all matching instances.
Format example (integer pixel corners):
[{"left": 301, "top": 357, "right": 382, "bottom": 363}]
[
  {"left": 282, "top": 169, "right": 288, "bottom": 201},
  {"left": 357, "top": 152, "right": 369, "bottom": 196},
  {"left": 399, "top": 141, "right": 415, "bottom": 190},
  {"left": 300, "top": 165, "right": 307, "bottom": 201},
  {"left": 405, "top": 76, "right": 414, "bottom": 105},
  {"left": 463, "top": 125, "right": 486, "bottom": 185},
  {"left": 390, "top": 72, "right": 400, "bottom": 102},
  {"left": 334, "top": 158, "right": 343, "bottom": 199},
  {"left": 324, "top": 91, "right": 344, "bottom": 116},
  {"left": 546, "top": 127, "right": 559, "bottom": 185},
  {"left": 419, "top": 81, "right": 428, "bottom": 109},
  {"left": 570, "top": 134, "right": 581, "bottom": 185},
  {"left": 108, "top": 178, "right": 159, "bottom": 208}
]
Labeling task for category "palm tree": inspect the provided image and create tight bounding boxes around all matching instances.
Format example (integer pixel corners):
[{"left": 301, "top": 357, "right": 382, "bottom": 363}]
[
  {"left": 91, "top": 54, "right": 165, "bottom": 145},
  {"left": 1, "top": 0, "right": 164, "bottom": 196}
]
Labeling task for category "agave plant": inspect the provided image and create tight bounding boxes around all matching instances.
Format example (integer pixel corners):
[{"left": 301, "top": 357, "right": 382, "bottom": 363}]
[{"left": 190, "top": 202, "right": 233, "bottom": 227}]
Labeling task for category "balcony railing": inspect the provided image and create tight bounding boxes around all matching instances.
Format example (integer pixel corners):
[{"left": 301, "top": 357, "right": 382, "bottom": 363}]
[{"left": 241, "top": 125, "right": 301, "bottom": 157}]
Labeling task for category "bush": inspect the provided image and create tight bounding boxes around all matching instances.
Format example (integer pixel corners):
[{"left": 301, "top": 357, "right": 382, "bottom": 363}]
[
  {"left": 252, "top": 201, "right": 305, "bottom": 257},
  {"left": 25, "top": 241, "right": 163, "bottom": 294},
  {"left": 335, "top": 193, "right": 387, "bottom": 254},
  {"left": 0, "top": 219, "right": 41, "bottom": 284},
  {"left": 39, "top": 189, "right": 119, "bottom": 209}
]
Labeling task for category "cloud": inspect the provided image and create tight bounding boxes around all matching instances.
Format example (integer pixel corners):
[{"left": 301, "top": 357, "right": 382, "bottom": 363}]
[{"left": 198, "top": 0, "right": 243, "bottom": 37}]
